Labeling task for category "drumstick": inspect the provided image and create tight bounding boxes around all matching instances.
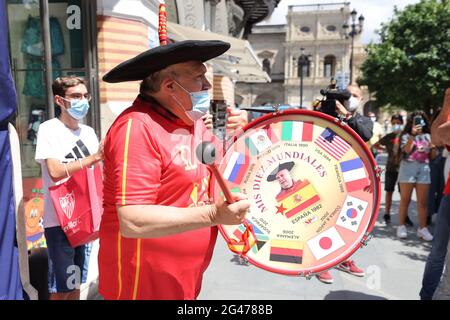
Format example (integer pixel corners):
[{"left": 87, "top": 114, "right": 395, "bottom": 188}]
[{"left": 196, "top": 142, "right": 235, "bottom": 204}]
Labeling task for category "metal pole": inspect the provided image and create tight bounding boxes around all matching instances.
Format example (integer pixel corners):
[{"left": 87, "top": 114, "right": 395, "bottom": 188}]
[
  {"left": 40, "top": 0, "right": 54, "bottom": 119},
  {"left": 350, "top": 26, "right": 355, "bottom": 84},
  {"left": 300, "top": 65, "right": 304, "bottom": 108}
]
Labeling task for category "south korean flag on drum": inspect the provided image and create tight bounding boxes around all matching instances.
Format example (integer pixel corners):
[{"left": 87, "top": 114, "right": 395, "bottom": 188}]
[{"left": 336, "top": 195, "right": 368, "bottom": 232}]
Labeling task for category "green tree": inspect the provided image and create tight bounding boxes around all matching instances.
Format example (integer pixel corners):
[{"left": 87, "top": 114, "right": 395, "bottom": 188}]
[{"left": 359, "top": 0, "right": 450, "bottom": 114}]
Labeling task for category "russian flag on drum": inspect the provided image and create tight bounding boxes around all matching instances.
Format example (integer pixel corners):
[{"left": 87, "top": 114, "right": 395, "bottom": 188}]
[
  {"left": 340, "top": 158, "right": 368, "bottom": 192},
  {"left": 307, "top": 226, "right": 345, "bottom": 260},
  {"left": 336, "top": 195, "right": 368, "bottom": 232},
  {"left": 223, "top": 152, "right": 249, "bottom": 184}
]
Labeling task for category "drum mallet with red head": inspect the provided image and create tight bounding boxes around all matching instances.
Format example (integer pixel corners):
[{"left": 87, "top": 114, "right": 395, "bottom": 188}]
[{"left": 196, "top": 142, "right": 235, "bottom": 204}]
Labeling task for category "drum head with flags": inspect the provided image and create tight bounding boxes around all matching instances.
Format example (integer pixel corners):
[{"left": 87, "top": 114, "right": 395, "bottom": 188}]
[{"left": 211, "top": 109, "right": 381, "bottom": 276}]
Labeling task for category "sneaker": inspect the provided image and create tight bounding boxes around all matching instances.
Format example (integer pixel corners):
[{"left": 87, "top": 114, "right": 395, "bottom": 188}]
[
  {"left": 405, "top": 216, "right": 414, "bottom": 227},
  {"left": 337, "top": 260, "right": 366, "bottom": 277},
  {"left": 316, "top": 271, "right": 334, "bottom": 284},
  {"left": 417, "top": 227, "right": 433, "bottom": 241},
  {"left": 397, "top": 224, "right": 407, "bottom": 238},
  {"left": 383, "top": 214, "right": 391, "bottom": 224}
]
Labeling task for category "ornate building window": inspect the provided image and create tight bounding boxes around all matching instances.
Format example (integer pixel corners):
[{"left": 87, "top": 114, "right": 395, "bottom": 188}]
[
  {"left": 300, "top": 26, "right": 310, "bottom": 33},
  {"left": 262, "top": 58, "right": 271, "bottom": 75},
  {"left": 326, "top": 25, "right": 336, "bottom": 32},
  {"left": 324, "top": 55, "right": 336, "bottom": 78}
]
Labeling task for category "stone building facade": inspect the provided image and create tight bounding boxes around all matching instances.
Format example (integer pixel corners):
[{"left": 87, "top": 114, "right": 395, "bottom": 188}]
[{"left": 236, "top": 2, "right": 367, "bottom": 110}]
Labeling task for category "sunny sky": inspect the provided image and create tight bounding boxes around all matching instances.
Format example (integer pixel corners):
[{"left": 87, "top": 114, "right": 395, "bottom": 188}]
[{"left": 258, "top": 0, "right": 422, "bottom": 44}]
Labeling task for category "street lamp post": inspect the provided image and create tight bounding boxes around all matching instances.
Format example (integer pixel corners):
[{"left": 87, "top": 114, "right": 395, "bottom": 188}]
[
  {"left": 343, "top": 9, "right": 364, "bottom": 84},
  {"left": 297, "top": 47, "right": 310, "bottom": 108}
]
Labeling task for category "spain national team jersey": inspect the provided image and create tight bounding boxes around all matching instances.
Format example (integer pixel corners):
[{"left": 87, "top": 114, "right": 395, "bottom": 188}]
[{"left": 98, "top": 95, "right": 220, "bottom": 300}]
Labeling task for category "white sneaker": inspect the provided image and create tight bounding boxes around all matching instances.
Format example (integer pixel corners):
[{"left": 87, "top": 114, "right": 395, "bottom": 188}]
[
  {"left": 397, "top": 225, "right": 407, "bottom": 238},
  {"left": 417, "top": 227, "right": 433, "bottom": 241}
]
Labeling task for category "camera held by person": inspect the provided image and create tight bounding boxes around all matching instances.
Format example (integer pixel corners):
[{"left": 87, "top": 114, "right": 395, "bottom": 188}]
[
  {"left": 318, "top": 78, "right": 351, "bottom": 118},
  {"left": 316, "top": 81, "right": 373, "bottom": 142}
]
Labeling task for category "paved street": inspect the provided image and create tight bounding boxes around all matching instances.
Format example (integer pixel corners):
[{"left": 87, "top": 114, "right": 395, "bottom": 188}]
[{"left": 199, "top": 162, "right": 434, "bottom": 300}]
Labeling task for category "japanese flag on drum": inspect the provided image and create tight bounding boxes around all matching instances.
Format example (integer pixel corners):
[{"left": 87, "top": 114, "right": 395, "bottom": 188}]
[
  {"left": 336, "top": 195, "right": 368, "bottom": 232},
  {"left": 307, "top": 226, "right": 345, "bottom": 260},
  {"left": 49, "top": 165, "right": 103, "bottom": 247}
]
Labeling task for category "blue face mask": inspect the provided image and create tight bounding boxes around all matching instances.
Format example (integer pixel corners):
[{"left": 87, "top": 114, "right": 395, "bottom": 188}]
[
  {"left": 62, "top": 97, "right": 90, "bottom": 120},
  {"left": 174, "top": 81, "right": 210, "bottom": 120},
  {"left": 392, "top": 124, "right": 403, "bottom": 132}
]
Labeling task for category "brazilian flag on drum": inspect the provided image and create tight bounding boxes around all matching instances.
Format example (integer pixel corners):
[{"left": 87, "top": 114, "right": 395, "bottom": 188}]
[{"left": 276, "top": 180, "right": 320, "bottom": 219}]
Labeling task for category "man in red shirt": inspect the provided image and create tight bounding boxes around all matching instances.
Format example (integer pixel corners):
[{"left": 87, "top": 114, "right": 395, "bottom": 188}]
[
  {"left": 421, "top": 87, "right": 450, "bottom": 299},
  {"left": 98, "top": 40, "right": 250, "bottom": 300}
]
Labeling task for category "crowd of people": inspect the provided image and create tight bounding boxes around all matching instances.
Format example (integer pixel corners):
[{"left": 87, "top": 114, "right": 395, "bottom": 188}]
[{"left": 29, "top": 38, "right": 450, "bottom": 300}]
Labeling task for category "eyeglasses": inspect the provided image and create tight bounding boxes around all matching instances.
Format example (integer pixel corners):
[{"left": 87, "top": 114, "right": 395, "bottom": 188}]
[{"left": 64, "top": 93, "right": 92, "bottom": 101}]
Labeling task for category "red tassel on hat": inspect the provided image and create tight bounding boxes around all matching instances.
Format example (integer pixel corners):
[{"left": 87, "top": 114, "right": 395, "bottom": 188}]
[{"left": 158, "top": 3, "right": 167, "bottom": 46}]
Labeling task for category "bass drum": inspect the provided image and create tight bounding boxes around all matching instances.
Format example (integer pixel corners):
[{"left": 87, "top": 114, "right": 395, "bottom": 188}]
[{"left": 211, "top": 109, "right": 381, "bottom": 276}]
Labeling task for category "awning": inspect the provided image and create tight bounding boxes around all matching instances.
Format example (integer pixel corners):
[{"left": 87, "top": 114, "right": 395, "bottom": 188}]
[{"left": 167, "top": 22, "right": 270, "bottom": 83}]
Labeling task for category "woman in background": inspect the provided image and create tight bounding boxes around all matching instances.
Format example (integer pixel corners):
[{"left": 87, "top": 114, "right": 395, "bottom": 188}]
[{"left": 396, "top": 111, "right": 436, "bottom": 241}]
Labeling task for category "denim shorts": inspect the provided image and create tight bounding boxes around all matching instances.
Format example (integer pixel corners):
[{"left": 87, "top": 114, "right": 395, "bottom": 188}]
[
  {"left": 44, "top": 227, "right": 88, "bottom": 293},
  {"left": 398, "top": 160, "right": 431, "bottom": 184}
]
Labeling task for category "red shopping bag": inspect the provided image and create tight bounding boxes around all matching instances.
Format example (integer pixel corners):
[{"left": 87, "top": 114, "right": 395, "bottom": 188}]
[{"left": 49, "top": 165, "right": 103, "bottom": 247}]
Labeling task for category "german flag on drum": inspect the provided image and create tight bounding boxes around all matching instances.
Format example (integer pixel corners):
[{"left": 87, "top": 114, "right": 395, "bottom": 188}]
[
  {"left": 245, "top": 127, "right": 278, "bottom": 156},
  {"left": 276, "top": 180, "right": 320, "bottom": 219},
  {"left": 339, "top": 158, "right": 368, "bottom": 192},
  {"left": 269, "top": 239, "right": 304, "bottom": 264}
]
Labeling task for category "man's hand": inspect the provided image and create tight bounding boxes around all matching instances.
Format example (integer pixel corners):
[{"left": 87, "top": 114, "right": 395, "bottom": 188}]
[
  {"left": 201, "top": 112, "right": 213, "bottom": 129},
  {"left": 226, "top": 107, "right": 248, "bottom": 130},
  {"left": 335, "top": 100, "right": 350, "bottom": 117},
  {"left": 210, "top": 192, "right": 250, "bottom": 226}
]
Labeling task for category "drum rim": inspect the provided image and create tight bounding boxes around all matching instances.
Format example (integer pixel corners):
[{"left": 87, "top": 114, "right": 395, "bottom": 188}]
[{"left": 215, "top": 109, "right": 381, "bottom": 276}]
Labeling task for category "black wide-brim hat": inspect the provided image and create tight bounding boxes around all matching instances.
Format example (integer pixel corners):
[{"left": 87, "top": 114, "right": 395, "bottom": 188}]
[
  {"left": 266, "top": 161, "right": 295, "bottom": 182},
  {"left": 102, "top": 40, "right": 231, "bottom": 83}
]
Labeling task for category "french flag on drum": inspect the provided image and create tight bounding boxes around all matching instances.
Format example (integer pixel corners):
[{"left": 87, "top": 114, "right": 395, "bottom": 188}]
[
  {"left": 314, "top": 128, "right": 350, "bottom": 160},
  {"left": 281, "top": 121, "right": 314, "bottom": 142},
  {"left": 340, "top": 158, "right": 368, "bottom": 192},
  {"left": 336, "top": 195, "right": 368, "bottom": 232},
  {"left": 307, "top": 226, "right": 345, "bottom": 260},
  {"left": 223, "top": 152, "right": 249, "bottom": 184}
]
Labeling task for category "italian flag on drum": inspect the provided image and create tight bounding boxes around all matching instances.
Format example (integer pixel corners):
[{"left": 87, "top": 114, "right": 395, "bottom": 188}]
[
  {"left": 275, "top": 180, "right": 320, "bottom": 219},
  {"left": 281, "top": 121, "right": 314, "bottom": 141}
]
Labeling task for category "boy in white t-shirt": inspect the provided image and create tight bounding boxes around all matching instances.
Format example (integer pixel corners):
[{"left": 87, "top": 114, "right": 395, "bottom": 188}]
[{"left": 35, "top": 76, "right": 103, "bottom": 300}]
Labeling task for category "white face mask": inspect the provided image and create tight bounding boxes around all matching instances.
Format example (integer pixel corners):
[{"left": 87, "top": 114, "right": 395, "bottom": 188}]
[{"left": 346, "top": 96, "right": 360, "bottom": 112}]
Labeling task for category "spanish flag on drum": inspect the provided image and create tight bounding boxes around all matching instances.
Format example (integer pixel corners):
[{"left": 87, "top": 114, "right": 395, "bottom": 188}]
[{"left": 275, "top": 180, "right": 320, "bottom": 219}]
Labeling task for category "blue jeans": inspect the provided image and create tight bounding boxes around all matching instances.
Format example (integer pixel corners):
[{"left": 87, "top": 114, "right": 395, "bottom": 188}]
[
  {"left": 427, "top": 153, "right": 446, "bottom": 217},
  {"left": 420, "top": 194, "right": 450, "bottom": 300},
  {"left": 45, "top": 227, "right": 88, "bottom": 293}
]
